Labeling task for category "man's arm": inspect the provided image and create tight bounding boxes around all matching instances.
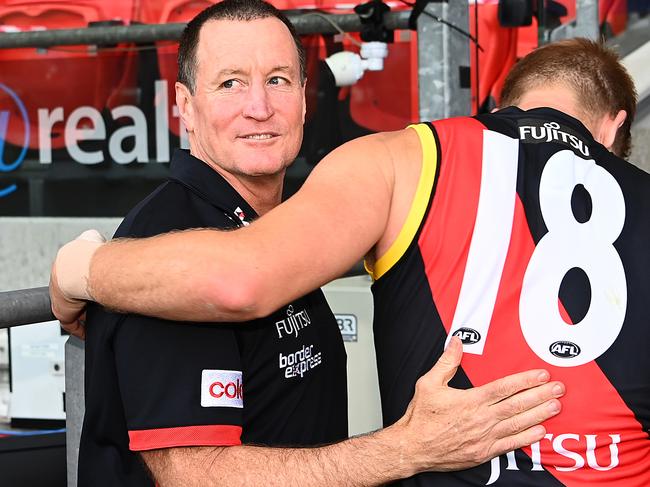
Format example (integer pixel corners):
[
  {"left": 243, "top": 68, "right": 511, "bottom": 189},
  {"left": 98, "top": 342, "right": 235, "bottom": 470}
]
[
  {"left": 140, "top": 339, "right": 564, "bottom": 485},
  {"left": 51, "top": 130, "right": 412, "bottom": 325}
]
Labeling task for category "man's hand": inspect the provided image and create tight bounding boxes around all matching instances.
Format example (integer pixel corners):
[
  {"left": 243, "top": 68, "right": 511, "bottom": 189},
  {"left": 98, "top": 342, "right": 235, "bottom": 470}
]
[
  {"left": 138, "top": 339, "right": 564, "bottom": 487},
  {"left": 50, "top": 230, "right": 106, "bottom": 339},
  {"left": 394, "top": 337, "right": 564, "bottom": 474}
]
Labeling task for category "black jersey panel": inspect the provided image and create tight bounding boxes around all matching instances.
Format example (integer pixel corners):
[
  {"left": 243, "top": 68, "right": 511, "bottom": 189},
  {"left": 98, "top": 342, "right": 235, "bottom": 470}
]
[{"left": 372, "top": 248, "right": 472, "bottom": 427}]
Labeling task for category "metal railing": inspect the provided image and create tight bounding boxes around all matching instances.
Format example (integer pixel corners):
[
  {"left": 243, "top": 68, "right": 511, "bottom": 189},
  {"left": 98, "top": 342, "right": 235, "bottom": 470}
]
[
  {"left": 0, "top": 287, "right": 53, "bottom": 329},
  {"left": 0, "top": 11, "right": 412, "bottom": 49}
]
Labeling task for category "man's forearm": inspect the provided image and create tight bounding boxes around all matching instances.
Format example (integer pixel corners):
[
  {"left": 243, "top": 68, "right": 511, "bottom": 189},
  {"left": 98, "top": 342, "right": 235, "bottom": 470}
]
[{"left": 143, "top": 427, "right": 411, "bottom": 487}]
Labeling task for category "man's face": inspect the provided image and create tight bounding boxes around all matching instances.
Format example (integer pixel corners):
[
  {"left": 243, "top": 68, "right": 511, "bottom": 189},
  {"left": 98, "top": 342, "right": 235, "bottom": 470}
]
[{"left": 178, "top": 17, "right": 306, "bottom": 179}]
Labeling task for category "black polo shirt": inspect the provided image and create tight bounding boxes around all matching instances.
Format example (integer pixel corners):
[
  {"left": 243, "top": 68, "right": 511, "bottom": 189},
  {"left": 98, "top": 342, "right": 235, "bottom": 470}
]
[{"left": 78, "top": 149, "right": 348, "bottom": 486}]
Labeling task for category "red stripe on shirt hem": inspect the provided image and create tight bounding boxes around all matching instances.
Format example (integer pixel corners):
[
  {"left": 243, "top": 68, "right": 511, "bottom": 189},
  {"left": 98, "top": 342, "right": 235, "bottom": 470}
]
[{"left": 128, "top": 425, "right": 242, "bottom": 451}]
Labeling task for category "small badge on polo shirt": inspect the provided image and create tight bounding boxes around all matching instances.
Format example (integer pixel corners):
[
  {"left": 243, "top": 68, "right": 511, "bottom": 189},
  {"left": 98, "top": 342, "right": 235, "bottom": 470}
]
[
  {"left": 201, "top": 369, "right": 243, "bottom": 408},
  {"left": 233, "top": 206, "right": 250, "bottom": 226}
]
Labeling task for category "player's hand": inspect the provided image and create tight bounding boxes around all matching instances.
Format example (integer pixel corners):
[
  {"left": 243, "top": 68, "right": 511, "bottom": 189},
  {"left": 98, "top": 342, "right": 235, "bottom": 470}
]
[
  {"left": 395, "top": 337, "right": 564, "bottom": 473},
  {"left": 50, "top": 230, "right": 106, "bottom": 339}
]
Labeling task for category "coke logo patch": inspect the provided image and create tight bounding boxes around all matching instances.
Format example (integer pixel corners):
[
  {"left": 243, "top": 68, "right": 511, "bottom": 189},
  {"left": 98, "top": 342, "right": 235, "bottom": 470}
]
[{"left": 201, "top": 369, "right": 243, "bottom": 408}]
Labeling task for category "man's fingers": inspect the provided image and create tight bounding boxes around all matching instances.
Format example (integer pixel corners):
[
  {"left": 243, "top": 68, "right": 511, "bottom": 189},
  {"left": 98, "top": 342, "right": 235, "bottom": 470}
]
[
  {"left": 50, "top": 260, "right": 88, "bottom": 336},
  {"left": 423, "top": 336, "right": 463, "bottom": 386},
  {"left": 60, "top": 318, "right": 86, "bottom": 340},
  {"left": 490, "top": 380, "right": 565, "bottom": 420},
  {"left": 491, "top": 395, "right": 562, "bottom": 440},
  {"left": 489, "top": 424, "right": 548, "bottom": 459},
  {"left": 481, "top": 387, "right": 562, "bottom": 460},
  {"left": 476, "top": 368, "right": 552, "bottom": 405}
]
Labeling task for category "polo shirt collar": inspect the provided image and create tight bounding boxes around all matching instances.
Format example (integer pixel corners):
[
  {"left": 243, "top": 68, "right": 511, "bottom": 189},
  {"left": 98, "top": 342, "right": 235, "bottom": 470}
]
[{"left": 168, "top": 149, "right": 258, "bottom": 225}]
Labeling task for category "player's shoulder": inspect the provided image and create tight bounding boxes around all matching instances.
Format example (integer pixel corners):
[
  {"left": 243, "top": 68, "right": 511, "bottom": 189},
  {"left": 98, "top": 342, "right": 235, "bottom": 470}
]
[
  {"left": 350, "top": 127, "right": 422, "bottom": 165},
  {"left": 596, "top": 145, "right": 650, "bottom": 194}
]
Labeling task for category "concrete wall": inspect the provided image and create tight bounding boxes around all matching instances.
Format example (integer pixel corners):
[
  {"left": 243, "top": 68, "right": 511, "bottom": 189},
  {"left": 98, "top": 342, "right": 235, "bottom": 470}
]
[{"left": 0, "top": 218, "right": 121, "bottom": 293}]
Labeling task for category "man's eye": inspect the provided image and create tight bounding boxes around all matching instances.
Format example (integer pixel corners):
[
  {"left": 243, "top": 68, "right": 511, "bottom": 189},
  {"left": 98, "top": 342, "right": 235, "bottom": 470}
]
[
  {"left": 222, "top": 79, "right": 237, "bottom": 89},
  {"left": 269, "top": 76, "right": 288, "bottom": 86}
]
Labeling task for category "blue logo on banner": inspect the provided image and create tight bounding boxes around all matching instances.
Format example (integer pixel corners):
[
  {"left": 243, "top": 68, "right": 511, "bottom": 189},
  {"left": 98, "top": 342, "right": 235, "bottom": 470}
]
[{"left": 0, "top": 83, "right": 30, "bottom": 198}]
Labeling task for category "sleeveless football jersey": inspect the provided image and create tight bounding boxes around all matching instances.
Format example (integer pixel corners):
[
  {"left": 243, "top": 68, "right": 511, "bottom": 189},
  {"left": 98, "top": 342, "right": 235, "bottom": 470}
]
[{"left": 369, "top": 107, "right": 650, "bottom": 486}]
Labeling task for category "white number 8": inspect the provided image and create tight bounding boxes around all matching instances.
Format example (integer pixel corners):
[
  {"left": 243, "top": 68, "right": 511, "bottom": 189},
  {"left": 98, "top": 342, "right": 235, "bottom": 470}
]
[
  {"left": 447, "top": 132, "right": 628, "bottom": 368},
  {"left": 520, "top": 150, "right": 627, "bottom": 367}
]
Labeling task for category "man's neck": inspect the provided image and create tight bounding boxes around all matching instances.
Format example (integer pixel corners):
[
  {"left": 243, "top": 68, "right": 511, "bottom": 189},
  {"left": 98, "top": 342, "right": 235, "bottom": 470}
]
[
  {"left": 222, "top": 170, "right": 285, "bottom": 216},
  {"left": 203, "top": 160, "right": 284, "bottom": 215}
]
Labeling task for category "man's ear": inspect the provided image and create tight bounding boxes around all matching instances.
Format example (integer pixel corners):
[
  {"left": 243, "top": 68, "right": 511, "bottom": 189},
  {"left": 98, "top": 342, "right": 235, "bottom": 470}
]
[
  {"left": 599, "top": 109, "right": 627, "bottom": 151},
  {"left": 175, "top": 82, "right": 195, "bottom": 132},
  {"left": 301, "top": 79, "right": 307, "bottom": 124}
]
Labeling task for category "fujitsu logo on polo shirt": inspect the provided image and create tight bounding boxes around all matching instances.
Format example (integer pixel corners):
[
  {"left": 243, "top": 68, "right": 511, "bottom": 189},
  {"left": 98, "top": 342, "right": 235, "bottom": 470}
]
[
  {"left": 279, "top": 345, "right": 322, "bottom": 379},
  {"left": 276, "top": 304, "right": 311, "bottom": 339},
  {"left": 201, "top": 369, "right": 243, "bottom": 408}
]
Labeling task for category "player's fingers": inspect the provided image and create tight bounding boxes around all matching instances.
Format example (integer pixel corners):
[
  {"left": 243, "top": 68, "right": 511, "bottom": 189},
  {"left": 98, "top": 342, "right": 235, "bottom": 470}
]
[
  {"left": 421, "top": 337, "right": 464, "bottom": 387},
  {"left": 474, "top": 369, "right": 552, "bottom": 405}
]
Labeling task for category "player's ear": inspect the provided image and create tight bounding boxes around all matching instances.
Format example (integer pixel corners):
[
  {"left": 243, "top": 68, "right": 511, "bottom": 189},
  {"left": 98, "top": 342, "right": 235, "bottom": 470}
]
[
  {"left": 597, "top": 109, "right": 626, "bottom": 152},
  {"left": 175, "top": 82, "right": 196, "bottom": 132}
]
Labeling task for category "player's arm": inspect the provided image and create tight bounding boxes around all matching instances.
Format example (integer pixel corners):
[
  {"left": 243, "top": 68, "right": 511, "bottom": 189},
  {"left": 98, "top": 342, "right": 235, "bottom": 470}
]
[
  {"left": 141, "top": 339, "right": 564, "bottom": 485},
  {"left": 52, "top": 131, "right": 400, "bottom": 325}
]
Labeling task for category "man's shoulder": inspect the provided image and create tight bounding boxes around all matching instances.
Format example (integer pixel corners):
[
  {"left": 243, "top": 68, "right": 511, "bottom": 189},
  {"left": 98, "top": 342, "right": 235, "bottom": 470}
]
[{"left": 115, "top": 179, "right": 226, "bottom": 238}]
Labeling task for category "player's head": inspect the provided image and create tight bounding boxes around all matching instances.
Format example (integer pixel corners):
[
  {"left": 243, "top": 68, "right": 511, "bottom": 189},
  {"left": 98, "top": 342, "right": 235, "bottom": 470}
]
[
  {"left": 178, "top": 0, "right": 306, "bottom": 94},
  {"left": 501, "top": 38, "right": 637, "bottom": 159}
]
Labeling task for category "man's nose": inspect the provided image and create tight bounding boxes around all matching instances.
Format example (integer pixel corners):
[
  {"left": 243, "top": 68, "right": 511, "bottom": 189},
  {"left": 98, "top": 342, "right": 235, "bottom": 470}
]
[{"left": 242, "top": 83, "right": 274, "bottom": 121}]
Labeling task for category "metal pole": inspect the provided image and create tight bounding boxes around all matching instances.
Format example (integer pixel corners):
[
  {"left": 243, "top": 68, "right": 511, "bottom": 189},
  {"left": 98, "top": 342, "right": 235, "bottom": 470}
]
[
  {"left": 0, "top": 287, "right": 54, "bottom": 328},
  {"left": 417, "top": 1, "right": 471, "bottom": 120},
  {"left": 550, "top": 0, "right": 599, "bottom": 42},
  {"left": 0, "top": 11, "right": 412, "bottom": 49}
]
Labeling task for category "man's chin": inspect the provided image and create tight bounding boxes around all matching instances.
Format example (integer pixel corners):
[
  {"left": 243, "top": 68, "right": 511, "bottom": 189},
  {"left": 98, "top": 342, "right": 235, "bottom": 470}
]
[
  {"left": 235, "top": 161, "right": 290, "bottom": 179},
  {"left": 235, "top": 152, "right": 296, "bottom": 177}
]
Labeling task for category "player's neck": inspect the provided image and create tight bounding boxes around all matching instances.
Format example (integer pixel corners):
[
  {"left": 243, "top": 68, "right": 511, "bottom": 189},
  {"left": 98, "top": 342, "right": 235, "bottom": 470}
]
[
  {"left": 515, "top": 85, "right": 625, "bottom": 152},
  {"left": 515, "top": 85, "right": 587, "bottom": 128}
]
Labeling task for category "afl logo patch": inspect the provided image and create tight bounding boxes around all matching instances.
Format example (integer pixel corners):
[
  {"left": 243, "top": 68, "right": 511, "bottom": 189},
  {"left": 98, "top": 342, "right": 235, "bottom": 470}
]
[
  {"left": 452, "top": 327, "right": 481, "bottom": 344},
  {"left": 549, "top": 341, "right": 581, "bottom": 358}
]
